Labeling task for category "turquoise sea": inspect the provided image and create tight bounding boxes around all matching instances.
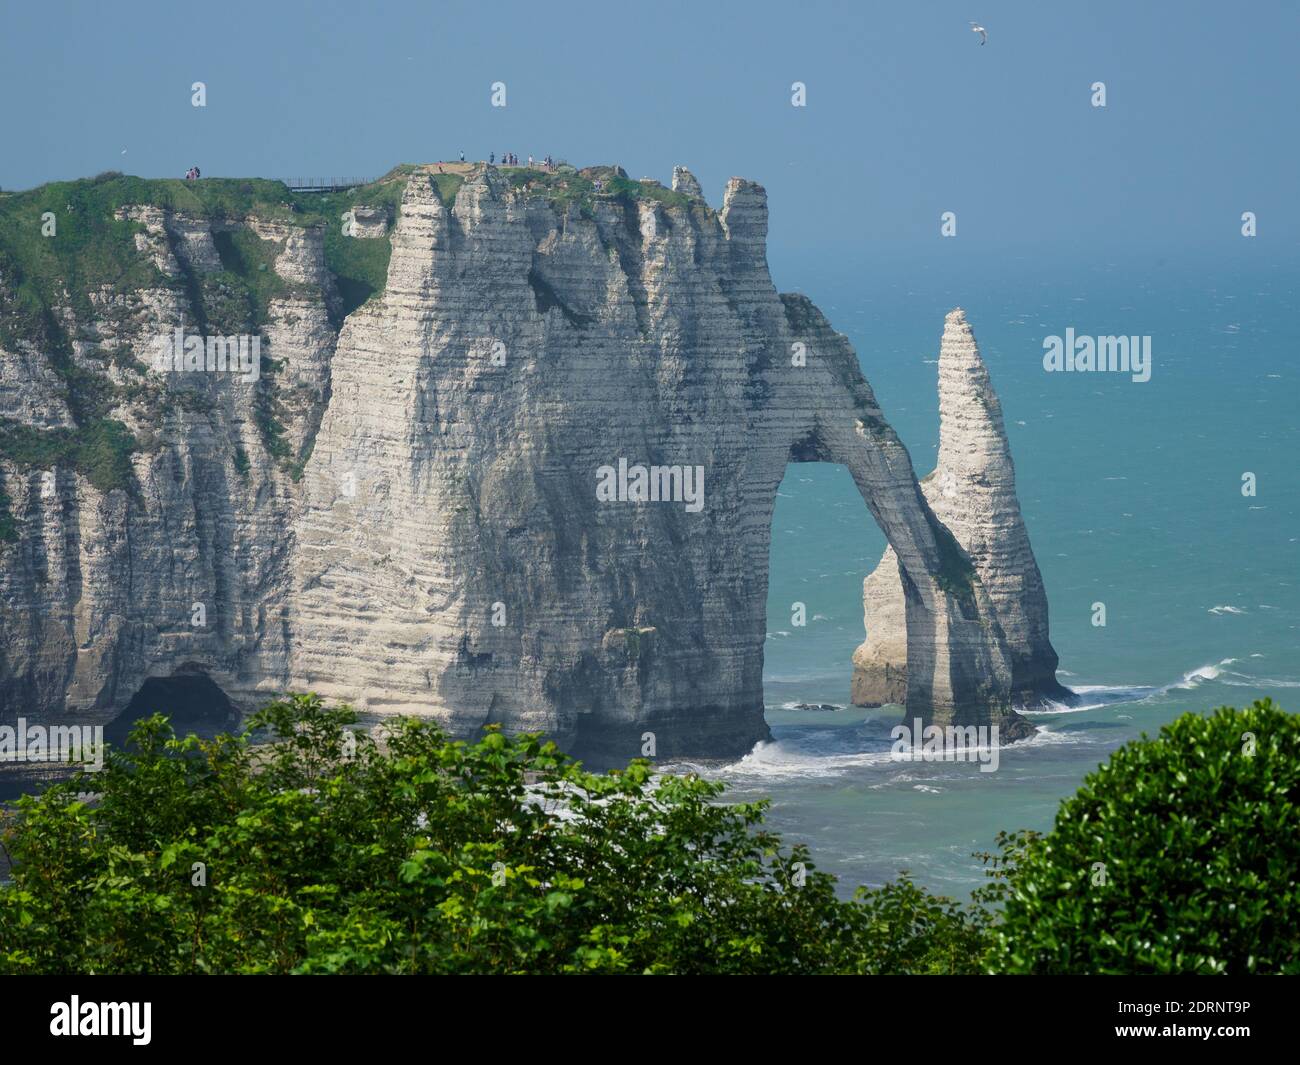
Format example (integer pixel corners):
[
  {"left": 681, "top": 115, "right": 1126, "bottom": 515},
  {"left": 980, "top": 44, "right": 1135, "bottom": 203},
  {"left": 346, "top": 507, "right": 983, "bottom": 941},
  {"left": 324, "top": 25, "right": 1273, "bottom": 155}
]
[{"left": 690, "top": 243, "right": 1299, "bottom": 898}]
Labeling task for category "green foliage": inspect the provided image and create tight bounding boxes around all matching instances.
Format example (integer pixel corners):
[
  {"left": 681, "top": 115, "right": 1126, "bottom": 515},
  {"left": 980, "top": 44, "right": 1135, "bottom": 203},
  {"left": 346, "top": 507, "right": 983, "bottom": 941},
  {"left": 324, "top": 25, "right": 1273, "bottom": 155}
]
[
  {"left": 289, "top": 179, "right": 408, "bottom": 321},
  {"left": 929, "top": 513, "right": 977, "bottom": 603},
  {"left": 209, "top": 228, "right": 290, "bottom": 327},
  {"left": 0, "top": 695, "right": 992, "bottom": 975},
  {"left": 0, "top": 479, "right": 16, "bottom": 542},
  {"left": 994, "top": 700, "right": 1300, "bottom": 974},
  {"left": 430, "top": 173, "right": 465, "bottom": 208},
  {"left": 0, "top": 417, "right": 136, "bottom": 494},
  {"left": 324, "top": 232, "right": 391, "bottom": 321},
  {"left": 506, "top": 167, "right": 692, "bottom": 222},
  {"left": 252, "top": 356, "right": 291, "bottom": 463},
  {"left": 3, "top": 697, "right": 1294, "bottom": 974}
]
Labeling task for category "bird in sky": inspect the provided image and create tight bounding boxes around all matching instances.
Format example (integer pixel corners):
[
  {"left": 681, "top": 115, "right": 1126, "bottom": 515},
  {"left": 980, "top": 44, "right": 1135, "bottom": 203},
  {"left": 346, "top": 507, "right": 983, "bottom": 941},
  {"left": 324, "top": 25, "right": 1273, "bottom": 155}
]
[{"left": 970, "top": 22, "right": 988, "bottom": 45}]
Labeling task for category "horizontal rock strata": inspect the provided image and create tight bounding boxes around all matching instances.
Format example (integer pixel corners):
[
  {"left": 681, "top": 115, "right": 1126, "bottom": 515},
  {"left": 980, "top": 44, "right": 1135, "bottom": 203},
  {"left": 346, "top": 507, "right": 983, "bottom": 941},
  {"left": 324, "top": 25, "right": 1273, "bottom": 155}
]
[
  {"left": 852, "top": 308, "right": 1069, "bottom": 719},
  {"left": 1, "top": 166, "right": 1039, "bottom": 762}
]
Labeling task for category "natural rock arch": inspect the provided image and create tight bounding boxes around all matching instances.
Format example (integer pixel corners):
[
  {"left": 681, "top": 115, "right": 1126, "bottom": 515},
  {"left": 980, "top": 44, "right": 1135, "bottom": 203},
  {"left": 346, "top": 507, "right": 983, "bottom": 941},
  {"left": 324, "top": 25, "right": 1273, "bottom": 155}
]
[
  {"left": 0, "top": 164, "right": 1059, "bottom": 761},
  {"left": 288, "top": 168, "right": 1036, "bottom": 763}
]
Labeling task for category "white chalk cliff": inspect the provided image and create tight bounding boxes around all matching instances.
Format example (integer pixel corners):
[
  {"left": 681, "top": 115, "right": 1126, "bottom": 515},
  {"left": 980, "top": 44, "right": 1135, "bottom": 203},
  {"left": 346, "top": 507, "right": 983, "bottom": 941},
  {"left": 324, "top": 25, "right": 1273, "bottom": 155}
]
[{"left": 0, "top": 165, "right": 1057, "bottom": 762}]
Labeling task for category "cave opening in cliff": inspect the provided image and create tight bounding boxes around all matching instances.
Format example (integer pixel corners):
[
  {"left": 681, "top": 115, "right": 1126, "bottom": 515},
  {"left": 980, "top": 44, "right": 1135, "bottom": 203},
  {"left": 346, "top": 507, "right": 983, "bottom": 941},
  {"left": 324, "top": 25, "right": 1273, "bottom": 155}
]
[
  {"left": 763, "top": 462, "right": 889, "bottom": 716},
  {"left": 107, "top": 672, "right": 240, "bottom": 747}
]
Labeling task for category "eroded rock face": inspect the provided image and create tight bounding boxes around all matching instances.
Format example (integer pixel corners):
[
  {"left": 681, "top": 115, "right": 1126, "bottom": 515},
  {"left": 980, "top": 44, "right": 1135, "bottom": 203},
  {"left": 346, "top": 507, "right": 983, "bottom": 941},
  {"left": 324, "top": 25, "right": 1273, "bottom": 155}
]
[
  {"left": 1, "top": 167, "right": 1038, "bottom": 762},
  {"left": 852, "top": 309, "right": 1069, "bottom": 715}
]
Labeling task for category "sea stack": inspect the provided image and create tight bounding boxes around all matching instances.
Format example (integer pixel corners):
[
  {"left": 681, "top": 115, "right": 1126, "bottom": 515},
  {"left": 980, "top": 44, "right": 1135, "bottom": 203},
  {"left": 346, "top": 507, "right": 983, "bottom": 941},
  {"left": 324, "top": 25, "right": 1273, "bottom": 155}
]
[{"left": 852, "top": 309, "right": 1071, "bottom": 710}]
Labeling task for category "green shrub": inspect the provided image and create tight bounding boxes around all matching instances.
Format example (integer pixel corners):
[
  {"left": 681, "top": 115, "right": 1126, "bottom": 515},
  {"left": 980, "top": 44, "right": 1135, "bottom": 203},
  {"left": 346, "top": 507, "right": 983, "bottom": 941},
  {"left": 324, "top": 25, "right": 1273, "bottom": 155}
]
[
  {"left": 0, "top": 479, "right": 16, "bottom": 542},
  {"left": 5, "top": 693, "right": 1292, "bottom": 974},
  {"left": 994, "top": 699, "right": 1300, "bottom": 974},
  {"left": 0, "top": 695, "right": 992, "bottom": 975},
  {"left": 0, "top": 417, "right": 136, "bottom": 494}
]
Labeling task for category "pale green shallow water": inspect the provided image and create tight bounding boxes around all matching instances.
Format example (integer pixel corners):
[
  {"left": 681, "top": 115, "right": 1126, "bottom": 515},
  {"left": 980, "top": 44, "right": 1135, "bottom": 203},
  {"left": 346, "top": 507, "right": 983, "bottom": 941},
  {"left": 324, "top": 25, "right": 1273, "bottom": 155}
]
[{"left": 670, "top": 247, "right": 1299, "bottom": 898}]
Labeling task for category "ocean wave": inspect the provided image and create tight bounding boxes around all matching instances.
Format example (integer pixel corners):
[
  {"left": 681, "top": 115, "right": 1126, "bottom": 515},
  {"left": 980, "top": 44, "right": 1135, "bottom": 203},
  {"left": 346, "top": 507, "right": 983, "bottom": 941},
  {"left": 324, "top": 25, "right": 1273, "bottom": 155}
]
[
  {"left": 1022, "top": 657, "right": 1247, "bottom": 716},
  {"left": 1020, "top": 725, "right": 1103, "bottom": 747},
  {"left": 721, "top": 656, "right": 1288, "bottom": 784},
  {"left": 714, "top": 738, "right": 900, "bottom": 781},
  {"left": 709, "top": 716, "right": 1072, "bottom": 783},
  {"left": 1208, "top": 605, "right": 1247, "bottom": 615},
  {"left": 1170, "top": 658, "right": 1237, "bottom": 689},
  {"left": 1019, "top": 683, "right": 1156, "bottom": 714}
]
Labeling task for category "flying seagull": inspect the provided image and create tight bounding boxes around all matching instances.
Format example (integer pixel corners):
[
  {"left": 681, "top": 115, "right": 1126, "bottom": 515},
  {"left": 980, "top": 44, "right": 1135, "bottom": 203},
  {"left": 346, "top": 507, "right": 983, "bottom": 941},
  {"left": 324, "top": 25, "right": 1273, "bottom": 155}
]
[{"left": 970, "top": 22, "right": 987, "bottom": 45}]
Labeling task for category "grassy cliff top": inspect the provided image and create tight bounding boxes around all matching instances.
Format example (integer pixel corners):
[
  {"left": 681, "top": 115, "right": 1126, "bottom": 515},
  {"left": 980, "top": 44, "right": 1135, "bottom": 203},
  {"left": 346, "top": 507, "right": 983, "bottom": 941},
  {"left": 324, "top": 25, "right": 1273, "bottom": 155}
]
[
  {"left": 0, "top": 163, "right": 701, "bottom": 313},
  {"left": 0, "top": 171, "right": 411, "bottom": 333},
  {"left": 0, "top": 163, "right": 706, "bottom": 346}
]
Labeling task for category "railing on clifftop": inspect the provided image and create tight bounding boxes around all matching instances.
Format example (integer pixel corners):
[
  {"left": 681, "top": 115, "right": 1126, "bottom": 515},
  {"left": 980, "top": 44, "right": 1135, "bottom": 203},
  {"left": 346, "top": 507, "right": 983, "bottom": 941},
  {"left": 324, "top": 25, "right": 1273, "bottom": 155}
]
[{"left": 282, "top": 177, "right": 374, "bottom": 193}]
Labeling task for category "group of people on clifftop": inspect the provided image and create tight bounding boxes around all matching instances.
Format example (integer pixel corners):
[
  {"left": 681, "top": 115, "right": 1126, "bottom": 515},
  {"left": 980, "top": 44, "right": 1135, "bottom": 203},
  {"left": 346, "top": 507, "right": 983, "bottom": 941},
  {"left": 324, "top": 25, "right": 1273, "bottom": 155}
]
[
  {"left": 486, "top": 152, "right": 553, "bottom": 170},
  {"left": 433, "top": 152, "right": 560, "bottom": 171},
  {"left": 183, "top": 165, "right": 201, "bottom": 180}
]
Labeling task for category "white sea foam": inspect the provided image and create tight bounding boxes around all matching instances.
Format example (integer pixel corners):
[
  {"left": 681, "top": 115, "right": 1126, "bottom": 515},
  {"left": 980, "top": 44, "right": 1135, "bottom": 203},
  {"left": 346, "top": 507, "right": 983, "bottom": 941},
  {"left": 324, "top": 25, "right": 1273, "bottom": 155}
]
[
  {"left": 717, "top": 738, "right": 899, "bottom": 781},
  {"left": 776, "top": 700, "right": 846, "bottom": 712},
  {"left": 1019, "top": 683, "right": 1155, "bottom": 714},
  {"left": 1208, "top": 605, "right": 1247, "bottom": 615},
  {"left": 1171, "top": 659, "right": 1237, "bottom": 689},
  {"left": 1018, "top": 725, "right": 1098, "bottom": 748},
  {"left": 1022, "top": 657, "right": 1244, "bottom": 716},
  {"left": 720, "top": 655, "right": 1273, "bottom": 786}
]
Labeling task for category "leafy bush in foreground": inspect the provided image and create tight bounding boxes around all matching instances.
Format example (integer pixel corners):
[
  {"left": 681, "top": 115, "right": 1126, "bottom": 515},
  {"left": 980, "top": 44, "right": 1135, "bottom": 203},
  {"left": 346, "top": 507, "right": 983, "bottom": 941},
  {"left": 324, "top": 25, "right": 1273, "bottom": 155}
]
[
  {"left": 4, "top": 697, "right": 1294, "bottom": 974},
  {"left": 0, "top": 695, "right": 990, "bottom": 974},
  {"left": 994, "top": 699, "right": 1300, "bottom": 974}
]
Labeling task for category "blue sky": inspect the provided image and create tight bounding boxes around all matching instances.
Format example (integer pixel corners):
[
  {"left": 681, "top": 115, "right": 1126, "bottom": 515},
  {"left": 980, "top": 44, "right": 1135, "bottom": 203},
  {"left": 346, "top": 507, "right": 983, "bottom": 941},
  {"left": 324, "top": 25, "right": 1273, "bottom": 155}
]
[{"left": 2, "top": 0, "right": 1297, "bottom": 262}]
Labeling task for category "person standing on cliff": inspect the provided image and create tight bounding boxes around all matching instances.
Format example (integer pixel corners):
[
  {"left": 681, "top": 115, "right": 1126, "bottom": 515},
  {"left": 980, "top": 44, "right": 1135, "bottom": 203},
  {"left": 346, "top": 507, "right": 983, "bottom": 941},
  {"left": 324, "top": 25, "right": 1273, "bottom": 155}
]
[{"left": 489, "top": 152, "right": 495, "bottom": 164}]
